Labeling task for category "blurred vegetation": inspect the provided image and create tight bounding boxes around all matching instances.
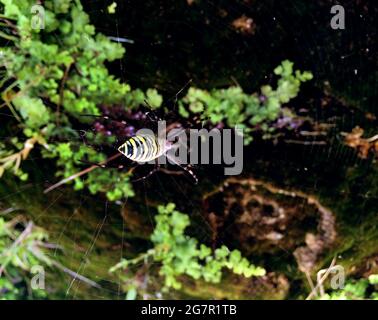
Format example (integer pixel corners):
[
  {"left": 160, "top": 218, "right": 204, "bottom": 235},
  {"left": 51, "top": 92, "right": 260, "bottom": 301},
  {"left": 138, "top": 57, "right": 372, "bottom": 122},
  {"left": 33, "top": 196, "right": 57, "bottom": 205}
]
[
  {"left": 179, "top": 60, "right": 312, "bottom": 144},
  {"left": 320, "top": 275, "right": 378, "bottom": 300},
  {"left": 0, "top": 0, "right": 376, "bottom": 300},
  {"left": 110, "top": 203, "right": 265, "bottom": 298},
  {"left": 1, "top": 0, "right": 135, "bottom": 200},
  {"left": 0, "top": 215, "right": 50, "bottom": 299},
  {"left": 0, "top": 0, "right": 311, "bottom": 200}
]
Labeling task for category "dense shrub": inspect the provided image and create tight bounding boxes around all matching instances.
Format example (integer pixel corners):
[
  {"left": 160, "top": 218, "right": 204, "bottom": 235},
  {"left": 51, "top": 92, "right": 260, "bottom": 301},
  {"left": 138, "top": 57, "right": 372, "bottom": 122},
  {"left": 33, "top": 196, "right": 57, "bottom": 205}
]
[
  {"left": 110, "top": 203, "right": 265, "bottom": 298},
  {"left": 0, "top": 0, "right": 312, "bottom": 201}
]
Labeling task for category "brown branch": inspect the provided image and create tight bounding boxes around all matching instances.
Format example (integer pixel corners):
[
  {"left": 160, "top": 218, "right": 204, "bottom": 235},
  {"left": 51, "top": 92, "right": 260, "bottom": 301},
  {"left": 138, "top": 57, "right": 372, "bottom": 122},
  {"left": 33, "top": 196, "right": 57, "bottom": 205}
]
[
  {"left": 305, "top": 257, "right": 337, "bottom": 300},
  {"left": 44, "top": 153, "right": 122, "bottom": 194},
  {"left": 56, "top": 63, "right": 72, "bottom": 125},
  {"left": 283, "top": 139, "right": 327, "bottom": 145},
  {"left": 50, "top": 260, "right": 101, "bottom": 289}
]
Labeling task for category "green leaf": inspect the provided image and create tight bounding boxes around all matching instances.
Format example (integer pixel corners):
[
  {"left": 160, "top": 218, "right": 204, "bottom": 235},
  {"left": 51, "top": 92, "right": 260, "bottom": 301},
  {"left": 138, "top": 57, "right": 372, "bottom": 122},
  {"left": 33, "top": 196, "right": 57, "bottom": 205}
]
[
  {"left": 107, "top": 2, "right": 117, "bottom": 14},
  {"left": 368, "top": 274, "right": 378, "bottom": 285},
  {"left": 12, "top": 95, "right": 50, "bottom": 128},
  {"left": 126, "top": 288, "right": 137, "bottom": 300},
  {"left": 146, "top": 89, "right": 163, "bottom": 109}
]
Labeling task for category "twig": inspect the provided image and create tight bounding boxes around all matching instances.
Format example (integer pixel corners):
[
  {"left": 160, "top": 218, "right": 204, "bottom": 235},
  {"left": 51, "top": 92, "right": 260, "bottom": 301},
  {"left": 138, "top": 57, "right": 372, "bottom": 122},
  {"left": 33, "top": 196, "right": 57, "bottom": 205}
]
[
  {"left": 366, "top": 134, "right": 378, "bottom": 143},
  {"left": 230, "top": 75, "right": 241, "bottom": 88},
  {"left": 299, "top": 130, "right": 328, "bottom": 137},
  {"left": 0, "top": 137, "right": 41, "bottom": 177},
  {"left": 0, "top": 30, "right": 17, "bottom": 41},
  {"left": 56, "top": 63, "right": 72, "bottom": 125},
  {"left": 0, "top": 222, "right": 34, "bottom": 276},
  {"left": 0, "top": 18, "right": 18, "bottom": 31},
  {"left": 31, "top": 248, "right": 101, "bottom": 289},
  {"left": 284, "top": 139, "right": 327, "bottom": 145},
  {"left": 51, "top": 260, "right": 101, "bottom": 289},
  {"left": 305, "top": 257, "right": 337, "bottom": 300},
  {"left": 0, "top": 14, "right": 17, "bottom": 20},
  {"left": 43, "top": 153, "right": 122, "bottom": 194},
  {"left": 305, "top": 271, "right": 316, "bottom": 295},
  {"left": 0, "top": 207, "right": 18, "bottom": 216}
]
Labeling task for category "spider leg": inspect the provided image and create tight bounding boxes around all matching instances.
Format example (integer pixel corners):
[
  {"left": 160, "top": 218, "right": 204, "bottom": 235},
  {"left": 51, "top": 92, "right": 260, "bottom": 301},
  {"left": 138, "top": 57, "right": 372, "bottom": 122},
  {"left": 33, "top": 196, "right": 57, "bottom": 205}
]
[
  {"left": 171, "top": 79, "right": 192, "bottom": 112},
  {"left": 79, "top": 114, "right": 131, "bottom": 145},
  {"left": 143, "top": 100, "right": 163, "bottom": 122},
  {"left": 166, "top": 153, "right": 198, "bottom": 184},
  {"left": 78, "top": 159, "right": 108, "bottom": 168},
  {"left": 164, "top": 130, "right": 198, "bottom": 184},
  {"left": 78, "top": 159, "right": 127, "bottom": 171},
  {"left": 76, "top": 136, "right": 118, "bottom": 152},
  {"left": 79, "top": 114, "right": 129, "bottom": 142},
  {"left": 79, "top": 114, "right": 128, "bottom": 127},
  {"left": 131, "top": 161, "right": 160, "bottom": 182},
  {"left": 180, "top": 163, "right": 198, "bottom": 184}
]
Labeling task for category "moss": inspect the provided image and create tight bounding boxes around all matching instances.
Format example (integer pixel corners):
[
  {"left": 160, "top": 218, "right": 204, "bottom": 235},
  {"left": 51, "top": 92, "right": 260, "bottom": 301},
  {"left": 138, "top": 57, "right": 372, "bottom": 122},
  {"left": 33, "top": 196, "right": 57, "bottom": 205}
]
[{"left": 0, "top": 174, "right": 125, "bottom": 299}]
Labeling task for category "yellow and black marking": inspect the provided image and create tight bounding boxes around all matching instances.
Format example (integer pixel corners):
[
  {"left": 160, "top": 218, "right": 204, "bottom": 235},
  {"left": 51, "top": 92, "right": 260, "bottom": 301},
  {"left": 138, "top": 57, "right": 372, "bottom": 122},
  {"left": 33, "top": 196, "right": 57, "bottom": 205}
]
[{"left": 118, "top": 135, "right": 162, "bottom": 162}]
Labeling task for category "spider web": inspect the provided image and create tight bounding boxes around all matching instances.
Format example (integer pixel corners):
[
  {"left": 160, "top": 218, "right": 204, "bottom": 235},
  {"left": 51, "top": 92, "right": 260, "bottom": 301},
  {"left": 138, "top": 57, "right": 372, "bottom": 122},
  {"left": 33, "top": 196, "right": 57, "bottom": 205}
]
[{"left": 1, "top": 0, "right": 376, "bottom": 300}]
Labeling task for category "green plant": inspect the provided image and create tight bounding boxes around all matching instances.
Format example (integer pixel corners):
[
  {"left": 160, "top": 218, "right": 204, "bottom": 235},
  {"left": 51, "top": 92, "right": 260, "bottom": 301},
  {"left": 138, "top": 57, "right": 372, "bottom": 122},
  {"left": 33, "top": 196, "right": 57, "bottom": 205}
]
[
  {"left": 320, "top": 275, "right": 378, "bottom": 300},
  {"left": 0, "top": 0, "right": 312, "bottom": 202},
  {"left": 0, "top": 0, "right": 138, "bottom": 200},
  {"left": 0, "top": 216, "right": 52, "bottom": 299},
  {"left": 0, "top": 134, "right": 47, "bottom": 180},
  {"left": 110, "top": 203, "right": 265, "bottom": 296},
  {"left": 178, "top": 60, "right": 313, "bottom": 144}
]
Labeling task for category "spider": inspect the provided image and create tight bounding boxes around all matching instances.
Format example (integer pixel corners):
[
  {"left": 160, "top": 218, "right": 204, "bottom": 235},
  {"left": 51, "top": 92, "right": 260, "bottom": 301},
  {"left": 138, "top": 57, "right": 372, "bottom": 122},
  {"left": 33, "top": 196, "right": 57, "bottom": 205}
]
[
  {"left": 87, "top": 104, "right": 198, "bottom": 182},
  {"left": 44, "top": 86, "right": 200, "bottom": 194}
]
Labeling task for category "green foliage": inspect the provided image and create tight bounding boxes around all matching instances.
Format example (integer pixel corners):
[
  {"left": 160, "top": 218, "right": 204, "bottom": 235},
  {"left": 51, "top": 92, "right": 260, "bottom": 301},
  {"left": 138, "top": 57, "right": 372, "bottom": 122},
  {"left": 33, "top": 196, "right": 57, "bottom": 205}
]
[
  {"left": 0, "top": 277, "right": 20, "bottom": 299},
  {"left": 111, "top": 203, "right": 265, "bottom": 295},
  {"left": 1, "top": 0, "right": 127, "bottom": 121},
  {"left": 0, "top": 134, "right": 48, "bottom": 181},
  {"left": 320, "top": 275, "right": 378, "bottom": 300},
  {"left": 369, "top": 274, "right": 378, "bottom": 285},
  {"left": 0, "top": 0, "right": 135, "bottom": 199},
  {"left": 107, "top": 2, "right": 117, "bottom": 14},
  {"left": 0, "top": 216, "right": 51, "bottom": 299},
  {"left": 0, "top": 0, "right": 312, "bottom": 202},
  {"left": 178, "top": 60, "right": 312, "bottom": 144},
  {"left": 44, "top": 142, "right": 134, "bottom": 200},
  {"left": 146, "top": 88, "right": 163, "bottom": 109}
]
